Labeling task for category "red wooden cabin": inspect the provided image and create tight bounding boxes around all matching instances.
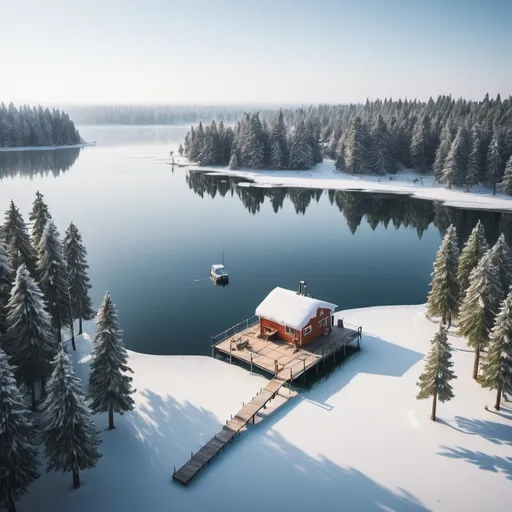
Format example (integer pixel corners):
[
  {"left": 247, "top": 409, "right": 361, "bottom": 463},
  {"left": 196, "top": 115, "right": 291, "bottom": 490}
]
[{"left": 255, "top": 284, "right": 337, "bottom": 347}]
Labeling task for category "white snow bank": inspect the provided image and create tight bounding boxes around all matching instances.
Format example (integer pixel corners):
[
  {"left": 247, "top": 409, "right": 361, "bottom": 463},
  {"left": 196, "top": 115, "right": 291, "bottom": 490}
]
[
  {"left": 188, "top": 159, "right": 512, "bottom": 212},
  {"left": 0, "top": 142, "right": 93, "bottom": 152},
  {"left": 255, "top": 287, "right": 337, "bottom": 331},
  {"left": 20, "top": 304, "right": 512, "bottom": 512}
]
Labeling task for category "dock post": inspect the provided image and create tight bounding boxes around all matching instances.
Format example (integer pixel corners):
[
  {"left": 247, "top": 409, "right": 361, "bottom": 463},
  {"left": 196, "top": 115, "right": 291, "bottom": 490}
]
[
  {"left": 229, "top": 341, "right": 232, "bottom": 364},
  {"left": 303, "top": 359, "right": 306, "bottom": 384},
  {"left": 316, "top": 359, "right": 319, "bottom": 375},
  {"left": 322, "top": 347, "right": 325, "bottom": 368},
  {"left": 274, "top": 360, "right": 277, "bottom": 377},
  {"left": 250, "top": 353, "right": 253, "bottom": 373}
]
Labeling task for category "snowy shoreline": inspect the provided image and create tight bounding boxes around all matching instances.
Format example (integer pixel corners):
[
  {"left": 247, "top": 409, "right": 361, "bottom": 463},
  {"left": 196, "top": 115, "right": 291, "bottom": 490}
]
[
  {"left": 21, "top": 303, "right": 512, "bottom": 512},
  {"left": 184, "top": 158, "right": 512, "bottom": 212},
  {"left": 0, "top": 142, "right": 94, "bottom": 153}
]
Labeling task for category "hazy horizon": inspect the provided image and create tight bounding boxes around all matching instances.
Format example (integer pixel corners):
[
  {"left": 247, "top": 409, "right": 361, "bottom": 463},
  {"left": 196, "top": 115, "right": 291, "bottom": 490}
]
[{"left": 3, "top": 0, "right": 511, "bottom": 105}]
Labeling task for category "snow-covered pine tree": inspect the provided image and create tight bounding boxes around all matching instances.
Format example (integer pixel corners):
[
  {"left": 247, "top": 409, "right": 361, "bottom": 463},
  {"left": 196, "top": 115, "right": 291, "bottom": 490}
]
[
  {"left": 270, "top": 110, "right": 289, "bottom": 169},
  {"left": 426, "top": 225, "right": 460, "bottom": 326},
  {"left": 457, "top": 220, "right": 489, "bottom": 301},
  {"left": 289, "top": 117, "right": 313, "bottom": 170},
  {"left": 335, "top": 135, "right": 346, "bottom": 171},
  {"left": 441, "top": 127, "right": 469, "bottom": 188},
  {"left": 188, "top": 122, "right": 204, "bottom": 162},
  {"left": 457, "top": 252, "right": 502, "bottom": 379},
  {"left": 0, "top": 242, "right": 13, "bottom": 339},
  {"left": 480, "top": 291, "right": 512, "bottom": 410},
  {"left": 0, "top": 348, "right": 39, "bottom": 512},
  {"left": 198, "top": 127, "right": 216, "bottom": 166},
  {"left": 4, "top": 264, "right": 55, "bottom": 409},
  {"left": 488, "top": 233, "right": 512, "bottom": 297},
  {"left": 433, "top": 124, "right": 454, "bottom": 182},
  {"left": 270, "top": 138, "right": 283, "bottom": 169},
  {"left": 28, "top": 191, "right": 52, "bottom": 249},
  {"left": 36, "top": 221, "right": 69, "bottom": 343},
  {"left": 486, "top": 132, "right": 502, "bottom": 195},
  {"left": 371, "top": 114, "right": 392, "bottom": 175},
  {"left": 178, "top": 143, "right": 184, "bottom": 156},
  {"left": 63, "top": 223, "right": 94, "bottom": 339},
  {"left": 3, "top": 201, "right": 36, "bottom": 276},
  {"left": 88, "top": 292, "right": 134, "bottom": 430},
  {"left": 410, "top": 115, "right": 430, "bottom": 173},
  {"left": 502, "top": 155, "right": 512, "bottom": 196},
  {"left": 344, "top": 116, "right": 368, "bottom": 174},
  {"left": 228, "top": 152, "right": 238, "bottom": 170},
  {"left": 42, "top": 350, "right": 101, "bottom": 489},
  {"left": 465, "top": 125, "right": 483, "bottom": 190},
  {"left": 416, "top": 325, "right": 456, "bottom": 421}
]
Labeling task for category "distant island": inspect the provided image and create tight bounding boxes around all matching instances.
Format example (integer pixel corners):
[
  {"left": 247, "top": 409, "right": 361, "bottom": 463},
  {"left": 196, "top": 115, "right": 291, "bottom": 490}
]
[
  {"left": 183, "top": 95, "right": 512, "bottom": 195},
  {"left": 0, "top": 103, "right": 82, "bottom": 149}
]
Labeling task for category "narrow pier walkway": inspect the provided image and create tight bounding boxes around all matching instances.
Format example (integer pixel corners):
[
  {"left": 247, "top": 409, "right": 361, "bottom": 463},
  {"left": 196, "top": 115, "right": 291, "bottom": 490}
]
[{"left": 172, "top": 376, "right": 289, "bottom": 485}]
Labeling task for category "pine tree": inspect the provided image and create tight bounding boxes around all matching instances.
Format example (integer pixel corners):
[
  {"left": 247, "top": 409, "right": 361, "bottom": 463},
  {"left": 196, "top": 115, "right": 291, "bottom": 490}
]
[
  {"left": 198, "top": 128, "right": 216, "bottom": 166},
  {"left": 270, "top": 110, "right": 289, "bottom": 169},
  {"left": 466, "top": 125, "right": 483, "bottom": 190},
  {"left": 334, "top": 136, "right": 346, "bottom": 171},
  {"left": 289, "top": 117, "right": 313, "bottom": 170},
  {"left": 0, "top": 242, "right": 13, "bottom": 339},
  {"left": 480, "top": 291, "right": 512, "bottom": 410},
  {"left": 28, "top": 191, "right": 51, "bottom": 249},
  {"left": 488, "top": 233, "right": 512, "bottom": 297},
  {"left": 270, "top": 138, "right": 283, "bottom": 169},
  {"left": 228, "top": 152, "right": 238, "bottom": 170},
  {"left": 178, "top": 143, "right": 184, "bottom": 156},
  {"left": 502, "top": 156, "right": 512, "bottom": 196},
  {"left": 63, "top": 223, "right": 94, "bottom": 339},
  {"left": 371, "top": 115, "right": 392, "bottom": 175},
  {"left": 42, "top": 350, "right": 101, "bottom": 489},
  {"left": 3, "top": 202, "right": 36, "bottom": 275},
  {"left": 416, "top": 325, "right": 456, "bottom": 421},
  {"left": 410, "top": 115, "right": 430, "bottom": 173},
  {"left": 36, "top": 221, "right": 69, "bottom": 342},
  {"left": 426, "top": 225, "right": 460, "bottom": 326},
  {"left": 458, "top": 253, "right": 502, "bottom": 379},
  {"left": 486, "top": 133, "right": 502, "bottom": 195},
  {"left": 433, "top": 124, "right": 453, "bottom": 182},
  {"left": 441, "top": 127, "right": 469, "bottom": 188},
  {"left": 89, "top": 293, "right": 134, "bottom": 430},
  {"left": 4, "top": 265, "right": 55, "bottom": 409},
  {"left": 0, "top": 348, "right": 39, "bottom": 512},
  {"left": 457, "top": 220, "right": 489, "bottom": 300},
  {"left": 344, "top": 116, "right": 368, "bottom": 174}
]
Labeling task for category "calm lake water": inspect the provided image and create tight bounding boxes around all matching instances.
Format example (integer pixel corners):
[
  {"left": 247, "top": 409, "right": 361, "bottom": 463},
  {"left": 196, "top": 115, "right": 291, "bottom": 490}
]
[{"left": 1, "top": 125, "right": 511, "bottom": 355}]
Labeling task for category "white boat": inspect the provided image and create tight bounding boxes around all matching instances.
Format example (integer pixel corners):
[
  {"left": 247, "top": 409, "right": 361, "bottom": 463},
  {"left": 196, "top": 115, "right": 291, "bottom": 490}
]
[{"left": 210, "top": 264, "right": 229, "bottom": 283}]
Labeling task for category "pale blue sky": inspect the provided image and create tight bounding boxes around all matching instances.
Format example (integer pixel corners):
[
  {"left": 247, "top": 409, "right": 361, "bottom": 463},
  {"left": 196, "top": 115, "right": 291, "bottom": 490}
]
[{"left": 2, "top": 0, "right": 511, "bottom": 104}]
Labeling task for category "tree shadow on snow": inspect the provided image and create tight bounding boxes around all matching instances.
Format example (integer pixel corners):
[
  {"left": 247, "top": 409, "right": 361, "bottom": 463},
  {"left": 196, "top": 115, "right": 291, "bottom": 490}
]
[
  {"left": 310, "top": 333, "right": 424, "bottom": 405},
  {"left": 20, "top": 388, "right": 429, "bottom": 512},
  {"left": 438, "top": 446, "right": 512, "bottom": 481},
  {"left": 451, "top": 416, "right": 512, "bottom": 446}
]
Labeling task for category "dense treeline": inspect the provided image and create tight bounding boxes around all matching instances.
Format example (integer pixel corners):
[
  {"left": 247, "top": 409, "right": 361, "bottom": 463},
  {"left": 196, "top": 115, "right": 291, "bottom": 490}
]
[
  {"left": 186, "top": 170, "right": 512, "bottom": 243},
  {"left": 184, "top": 95, "right": 512, "bottom": 194},
  {"left": 0, "top": 103, "right": 81, "bottom": 148},
  {"left": 183, "top": 110, "right": 322, "bottom": 170},
  {"left": 65, "top": 105, "right": 269, "bottom": 125},
  {"left": 0, "top": 193, "right": 134, "bottom": 509}
]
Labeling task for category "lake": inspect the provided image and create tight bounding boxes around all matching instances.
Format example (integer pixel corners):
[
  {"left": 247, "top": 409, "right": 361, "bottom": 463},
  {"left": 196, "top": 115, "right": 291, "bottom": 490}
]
[{"left": 1, "top": 125, "right": 511, "bottom": 355}]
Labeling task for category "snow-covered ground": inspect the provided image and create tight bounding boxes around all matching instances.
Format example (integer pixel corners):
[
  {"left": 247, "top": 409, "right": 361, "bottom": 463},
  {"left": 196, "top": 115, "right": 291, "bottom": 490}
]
[
  {"left": 185, "top": 158, "right": 512, "bottom": 212},
  {"left": 20, "top": 305, "right": 512, "bottom": 512},
  {"left": 0, "top": 142, "right": 93, "bottom": 152}
]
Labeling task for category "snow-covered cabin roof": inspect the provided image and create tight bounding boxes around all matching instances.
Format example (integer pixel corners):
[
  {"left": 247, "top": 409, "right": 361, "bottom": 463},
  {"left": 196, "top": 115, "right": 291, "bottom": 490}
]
[
  {"left": 255, "top": 287, "right": 337, "bottom": 331},
  {"left": 211, "top": 264, "right": 225, "bottom": 270}
]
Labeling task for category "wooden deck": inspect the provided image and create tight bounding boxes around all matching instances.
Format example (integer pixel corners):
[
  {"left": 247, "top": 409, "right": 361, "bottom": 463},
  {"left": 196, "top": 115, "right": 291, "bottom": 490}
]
[
  {"left": 172, "top": 376, "right": 292, "bottom": 486},
  {"left": 213, "top": 323, "right": 361, "bottom": 381}
]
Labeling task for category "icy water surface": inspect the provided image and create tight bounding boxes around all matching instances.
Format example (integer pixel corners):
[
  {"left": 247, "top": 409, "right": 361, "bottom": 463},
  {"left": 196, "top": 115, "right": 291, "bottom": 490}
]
[{"left": 1, "top": 125, "right": 511, "bottom": 355}]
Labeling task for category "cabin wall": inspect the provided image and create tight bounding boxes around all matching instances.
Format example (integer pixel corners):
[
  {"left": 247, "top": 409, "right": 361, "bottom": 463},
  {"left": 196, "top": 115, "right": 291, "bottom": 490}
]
[{"left": 259, "top": 307, "right": 333, "bottom": 346}]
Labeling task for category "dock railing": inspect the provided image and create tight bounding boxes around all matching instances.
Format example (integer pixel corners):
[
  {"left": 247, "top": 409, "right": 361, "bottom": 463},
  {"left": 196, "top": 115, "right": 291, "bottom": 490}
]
[{"left": 212, "top": 315, "right": 259, "bottom": 346}]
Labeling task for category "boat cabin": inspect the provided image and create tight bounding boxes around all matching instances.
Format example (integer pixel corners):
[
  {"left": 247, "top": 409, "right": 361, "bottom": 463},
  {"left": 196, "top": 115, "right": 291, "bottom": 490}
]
[
  {"left": 255, "top": 284, "right": 337, "bottom": 347},
  {"left": 210, "top": 264, "right": 229, "bottom": 282}
]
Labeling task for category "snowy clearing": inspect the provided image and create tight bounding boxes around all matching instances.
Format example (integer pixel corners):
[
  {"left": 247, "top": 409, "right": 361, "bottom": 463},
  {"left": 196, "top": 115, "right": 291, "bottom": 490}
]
[
  {"left": 20, "top": 304, "right": 512, "bottom": 512},
  {"left": 184, "top": 158, "right": 512, "bottom": 212},
  {"left": 0, "top": 142, "right": 93, "bottom": 153}
]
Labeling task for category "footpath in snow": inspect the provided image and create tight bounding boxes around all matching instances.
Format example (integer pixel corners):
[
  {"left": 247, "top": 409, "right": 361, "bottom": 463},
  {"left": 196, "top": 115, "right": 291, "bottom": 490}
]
[
  {"left": 0, "top": 142, "right": 94, "bottom": 153},
  {"left": 185, "top": 158, "right": 512, "bottom": 212},
  {"left": 20, "top": 304, "right": 512, "bottom": 512}
]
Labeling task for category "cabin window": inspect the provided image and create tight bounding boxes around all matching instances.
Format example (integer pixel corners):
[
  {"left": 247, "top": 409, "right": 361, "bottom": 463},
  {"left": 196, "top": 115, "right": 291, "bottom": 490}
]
[
  {"left": 303, "top": 326, "right": 312, "bottom": 336},
  {"left": 285, "top": 326, "right": 295, "bottom": 336},
  {"left": 318, "top": 317, "right": 328, "bottom": 328}
]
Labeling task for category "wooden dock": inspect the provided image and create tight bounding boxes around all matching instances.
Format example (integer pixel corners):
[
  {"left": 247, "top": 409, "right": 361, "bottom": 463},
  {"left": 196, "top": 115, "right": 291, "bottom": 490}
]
[
  {"left": 172, "top": 376, "right": 290, "bottom": 485},
  {"left": 172, "top": 318, "right": 362, "bottom": 486}
]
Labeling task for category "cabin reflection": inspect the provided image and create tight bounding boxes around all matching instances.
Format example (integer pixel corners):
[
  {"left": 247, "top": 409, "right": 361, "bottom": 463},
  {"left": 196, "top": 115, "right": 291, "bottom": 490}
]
[
  {"left": 186, "top": 169, "right": 512, "bottom": 246},
  {"left": 0, "top": 147, "right": 81, "bottom": 180}
]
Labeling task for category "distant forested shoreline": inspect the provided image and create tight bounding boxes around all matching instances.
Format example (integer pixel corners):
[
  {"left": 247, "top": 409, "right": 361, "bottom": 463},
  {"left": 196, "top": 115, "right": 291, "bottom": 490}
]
[
  {"left": 182, "top": 95, "right": 512, "bottom": 194},
  {"left": 0, "top": 103, "right": 81, "bottom": 148}
]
